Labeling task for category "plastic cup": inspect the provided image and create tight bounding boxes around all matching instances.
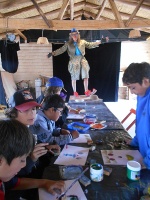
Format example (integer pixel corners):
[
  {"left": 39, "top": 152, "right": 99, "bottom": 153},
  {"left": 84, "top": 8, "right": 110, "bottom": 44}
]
[
  {"left": 127, "top": 160, "right": 141, "bottom": 181},
  {"left": 90, "top": 163, "right": 103, "bottom": 182}
]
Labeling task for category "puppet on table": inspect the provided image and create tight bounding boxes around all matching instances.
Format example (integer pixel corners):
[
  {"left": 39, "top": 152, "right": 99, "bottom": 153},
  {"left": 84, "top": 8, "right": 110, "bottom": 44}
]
[{"left": 47, "top": 28, "right": 109, "bottom": 97}]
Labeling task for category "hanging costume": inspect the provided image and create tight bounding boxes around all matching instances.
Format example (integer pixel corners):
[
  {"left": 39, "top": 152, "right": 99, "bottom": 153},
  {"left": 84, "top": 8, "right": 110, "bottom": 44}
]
[
  {"left": 52, "top": 40, "right": 99, "bottom": 80},
  {"left": 0, "top": 40, "right": 20, "bottom": 73}
]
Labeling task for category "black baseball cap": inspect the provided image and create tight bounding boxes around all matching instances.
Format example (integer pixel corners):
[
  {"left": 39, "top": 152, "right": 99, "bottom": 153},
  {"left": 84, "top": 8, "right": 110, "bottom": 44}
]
[{"left": 9, "top": 90, "right": 41, "bottom": 111}]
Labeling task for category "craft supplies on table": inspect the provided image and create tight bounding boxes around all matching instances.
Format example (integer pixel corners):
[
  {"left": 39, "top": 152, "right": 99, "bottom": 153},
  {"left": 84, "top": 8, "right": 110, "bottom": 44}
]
[
  {"left": 54, "top": 145, "right": 89, "bottom": 166},
  {"left": 59, "top": 165, "right": 83, "bottom": 179},
  {"left": 67, "top": 122, "right": 90, "bottom": 133},
  {"left": 83, "top": 114, "right": 97, "bottom": 124}
]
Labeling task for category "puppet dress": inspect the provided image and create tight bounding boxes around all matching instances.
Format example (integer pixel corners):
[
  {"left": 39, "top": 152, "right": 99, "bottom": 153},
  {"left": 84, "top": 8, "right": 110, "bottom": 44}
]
[{"left": 52, "top": 40, "right": 99, "bottom": 80}]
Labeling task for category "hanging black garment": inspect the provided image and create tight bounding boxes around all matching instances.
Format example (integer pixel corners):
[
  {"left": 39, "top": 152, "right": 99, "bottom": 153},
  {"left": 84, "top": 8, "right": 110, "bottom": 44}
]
[
  {"left": 0, "top": 72, "right": 7, "bottom": 105},
  {"left": 0, "top": 40, "right": 20, "bottom": 73}
]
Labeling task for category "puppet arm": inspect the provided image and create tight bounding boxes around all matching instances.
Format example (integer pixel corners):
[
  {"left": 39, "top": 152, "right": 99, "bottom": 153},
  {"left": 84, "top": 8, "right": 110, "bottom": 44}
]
[
  {"left": 47, "top": 52, "right": 52, "bottom": 58},
  {"left": 47, "top": 42, "right": 68, "bottom": 58},
  {"left": 101, "top": 36, "right": 109, "bottom": 44}
]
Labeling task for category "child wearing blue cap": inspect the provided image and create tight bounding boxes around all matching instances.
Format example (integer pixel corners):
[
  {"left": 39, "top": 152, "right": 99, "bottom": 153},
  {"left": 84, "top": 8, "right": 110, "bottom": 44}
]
[
  {"left": 45, "top": 77, "right": 67, "bottom": 101},
  {"left": 37, "top": 77, "right": 66, "bottom": 103},
  {"left": 45, "top": 76, "right": 64, "bottom": 88},
  {"left": 47, "top": 28, "right": 108, "bottom": 97},
  {"left": 37, "top": 77, "right": 68, "bottom": 128}
]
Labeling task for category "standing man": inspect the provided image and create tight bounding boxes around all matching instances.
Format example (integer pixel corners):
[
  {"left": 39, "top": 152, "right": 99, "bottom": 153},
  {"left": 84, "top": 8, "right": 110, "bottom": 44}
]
[{"left": 48, "top": 28, "right": 108, "bottom": 97}]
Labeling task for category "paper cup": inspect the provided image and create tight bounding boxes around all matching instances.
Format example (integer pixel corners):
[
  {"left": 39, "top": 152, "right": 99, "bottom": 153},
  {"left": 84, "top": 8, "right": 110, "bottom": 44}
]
[
  {"left": 90, "top": 163, "right": 103, "bottom": 182},
  {"left": 127, "top": 161, "right": 141, "bottom": 181}
]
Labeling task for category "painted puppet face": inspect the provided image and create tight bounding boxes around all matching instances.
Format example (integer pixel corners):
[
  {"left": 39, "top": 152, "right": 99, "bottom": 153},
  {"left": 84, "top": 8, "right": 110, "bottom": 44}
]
[{"left": 71, "top": 32, "right": 79, "bottom": 42}]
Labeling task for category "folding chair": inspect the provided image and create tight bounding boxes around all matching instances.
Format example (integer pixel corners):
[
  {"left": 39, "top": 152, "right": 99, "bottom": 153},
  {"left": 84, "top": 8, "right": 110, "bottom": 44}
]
[{"left": 121, "top": 108, "right": 136, "bottom": 131}]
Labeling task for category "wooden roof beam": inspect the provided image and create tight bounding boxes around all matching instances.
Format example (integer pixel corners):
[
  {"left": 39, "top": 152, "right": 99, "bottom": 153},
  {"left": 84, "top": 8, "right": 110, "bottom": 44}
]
[
  {"left": 83, "top": 10, "right": 97, "bottom": 19},
  {"left": 52, "top": 19, "right": 150, "bottom": 30},
  {"left": 84, "top": 2, "right": 149, "bottom": 20},
  {"left": 31, "top": 6, "right": 147, "bottom": 21},
  {"left": 0, "top": 0, "right": 32, "bottom": 8},
  {"left": 95, "top": 0, "right": 107, "bottom": 20},
  {"left": 140, "top": 28, "right": 150, "bottom": 34},
  {"left": 103, "top": 7, "right": 146, "bottom": 20},
  {"left": 70, "top": 0, "right": 74, "bottom": 20},
  {"left": 30, "top": 1, "right": 85, "bottom": 19},
  {"left": 3, "top": 0, "right": 61, "bottom": 18},
  {"left": 74, "top": 15, "right": 82, "bottom": 20},
  {"left": 83, "top": 13, "right": 95, "bottom": 20},
  {"left": 65, "top": 7, "right": 148, "bottom": 22},
  {"left": 30, "top": 8, "right": 60, "bottom": 19},
  {"left": 0, "top": 12, "right": 3, "bottom": 17},
  {"left": 108, "top": 0, "right": 125, "bottom": 28},
  {"left": 85, "top": 2, "right": 100, "bottom": 9},
  {"left": 68, "top": 1, "right": 85, "bottom": 8},
  {"left": 125, "top": 0, "right": 145, "bottom": 27},
  {"left": 64, "top": 10, "right": 83, "bottom": 20},
  {"left": 14, "top": 29, "right": 27, "bottom": 42},
  {"left": 115, "top": 0, "right": 150, "bottom": 10},
  {"left": 57, "top": 0, "right": 70, "bottom": 20},
  {"left": 30, "top": 0, "right": 52, "bottom": 28},
  {"left": 0, "top": 18, "right": 149, "bottom": 30},
  {"left": 67, "top": 1, "right": 85, "bottom": 13}
]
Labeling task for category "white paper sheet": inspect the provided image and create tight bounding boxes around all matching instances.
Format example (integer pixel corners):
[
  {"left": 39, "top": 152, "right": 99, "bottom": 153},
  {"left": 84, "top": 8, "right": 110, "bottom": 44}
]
[
  {"left": 70, "top": 134, "right": 92, "bottom": 143},
  {"left": 101, "top": 150, "right": 144, "bottom": 166},
  {"left": 39, "top": 180, "right": 87, "bottom": 200},
  {"left": 54, "top": 145, "right": 89, "bottom": 166}
]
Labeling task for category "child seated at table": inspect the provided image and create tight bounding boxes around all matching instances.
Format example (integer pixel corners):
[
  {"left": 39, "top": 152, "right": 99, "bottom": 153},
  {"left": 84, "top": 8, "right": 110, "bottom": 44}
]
[
  {"left": 123, "top": 62, "right": 150, "bottom": 169},
  {"left": 37, "top": 76, "right": 69, "bottom": 128},
  {"left": 0, "top": 119, "right": 64, "bottom": 200},
  {"left": 29, "top": 94, "right": 79, "bottom": 145},
  {"left": 5, "top": 89, "right": 60, "bottom": 178},
  {"left": 5, "top": 89, "right": 61, "bottom": 199}
]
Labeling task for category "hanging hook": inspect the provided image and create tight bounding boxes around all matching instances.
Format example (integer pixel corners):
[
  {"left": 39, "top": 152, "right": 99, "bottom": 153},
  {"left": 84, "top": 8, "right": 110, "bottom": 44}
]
[{"left": 42, "top": 29, "right": 44, "bottom": 37}]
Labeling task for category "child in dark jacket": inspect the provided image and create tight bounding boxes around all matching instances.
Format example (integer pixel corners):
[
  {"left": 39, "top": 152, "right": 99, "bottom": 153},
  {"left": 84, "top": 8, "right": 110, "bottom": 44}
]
[
  {"left": 0, "top": 120, "right": 64, "bottom": 200},
  {"left": 29, "top": 94, "right": 79, "bottom": 145}
]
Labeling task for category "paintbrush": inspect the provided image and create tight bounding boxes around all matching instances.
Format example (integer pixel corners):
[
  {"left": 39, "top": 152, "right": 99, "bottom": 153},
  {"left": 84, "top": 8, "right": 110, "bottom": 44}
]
[{"left": 56, "top": 167, "right": 89, "bottom": 199}]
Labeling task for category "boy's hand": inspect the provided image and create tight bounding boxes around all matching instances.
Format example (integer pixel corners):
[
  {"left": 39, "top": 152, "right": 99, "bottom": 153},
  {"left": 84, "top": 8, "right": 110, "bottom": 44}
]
[
  {"left": 60, "top": 129, "right": 70, "bottom": 135},
  {"left": 45, "top": 144, "right": 61, "bottom": 154},
  {"left": 42, "top": 180, "right": 65, "bottom": 196},
  {"left": 60, "top": 129, "right": 79, "bottom": 139},
  {"left": 30, "top": 143, "right": 49, "bottom": 161},
  {"left": 71, "top": 130, "right": 79, "bottom": 139}
]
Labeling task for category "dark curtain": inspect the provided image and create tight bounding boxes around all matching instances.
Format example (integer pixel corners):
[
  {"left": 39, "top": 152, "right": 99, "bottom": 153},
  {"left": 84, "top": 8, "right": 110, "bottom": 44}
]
[
  {"left": 52, "top": 42, "right": 121, "bottom": 102},
  {"left": 0, "top": 72, "right": 7, "bottom": 105}
]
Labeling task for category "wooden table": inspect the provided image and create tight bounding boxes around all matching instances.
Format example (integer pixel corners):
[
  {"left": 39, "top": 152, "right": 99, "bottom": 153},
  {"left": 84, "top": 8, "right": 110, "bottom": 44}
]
[{"left": 42, "top": 102, "right": 150, "bottom": 200}]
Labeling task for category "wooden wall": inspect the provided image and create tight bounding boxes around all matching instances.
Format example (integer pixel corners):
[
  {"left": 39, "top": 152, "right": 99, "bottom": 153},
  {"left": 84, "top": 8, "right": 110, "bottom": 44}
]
[{"left": 15, "top": 43, "right": 53, "bottom": 87}]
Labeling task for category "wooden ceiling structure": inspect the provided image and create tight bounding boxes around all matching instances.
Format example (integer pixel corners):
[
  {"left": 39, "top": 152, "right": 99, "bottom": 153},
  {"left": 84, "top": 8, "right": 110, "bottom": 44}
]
[{"left": 0, "top": 0, "right": 149, "bottom": 42}]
